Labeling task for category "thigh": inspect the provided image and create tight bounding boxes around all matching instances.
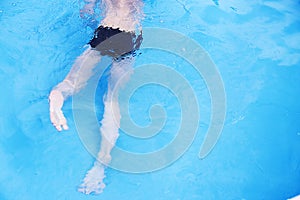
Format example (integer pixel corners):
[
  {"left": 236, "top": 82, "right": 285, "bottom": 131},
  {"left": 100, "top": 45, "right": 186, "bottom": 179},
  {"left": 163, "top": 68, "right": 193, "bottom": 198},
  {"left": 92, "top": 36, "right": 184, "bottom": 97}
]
[{"left": 109, "top": 56, "right": 135, "bottom": 89}]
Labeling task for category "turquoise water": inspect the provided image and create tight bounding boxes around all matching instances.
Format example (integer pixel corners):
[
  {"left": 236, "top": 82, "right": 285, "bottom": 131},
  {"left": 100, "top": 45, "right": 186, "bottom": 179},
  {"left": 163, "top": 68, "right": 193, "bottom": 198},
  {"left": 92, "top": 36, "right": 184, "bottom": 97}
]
[{"left": 1, "top": 0, "right": 300, "bottom": 199}]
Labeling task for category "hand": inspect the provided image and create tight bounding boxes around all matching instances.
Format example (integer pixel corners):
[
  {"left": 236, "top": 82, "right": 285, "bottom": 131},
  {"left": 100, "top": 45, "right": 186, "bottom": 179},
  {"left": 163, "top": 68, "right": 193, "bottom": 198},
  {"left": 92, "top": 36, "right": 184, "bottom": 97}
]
[
  {"left": 80, "top": 3, "right": 95, "bottom": 18},
  {"left": 49, "top": 90, "right": 69, "bottom": 131}
]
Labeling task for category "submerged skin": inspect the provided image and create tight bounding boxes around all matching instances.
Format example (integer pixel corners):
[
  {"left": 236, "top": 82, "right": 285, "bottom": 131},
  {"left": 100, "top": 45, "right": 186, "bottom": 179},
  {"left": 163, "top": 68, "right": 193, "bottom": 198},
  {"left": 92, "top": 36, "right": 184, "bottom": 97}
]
[{"left": 49, "top": 0, "right": 143, "bottom": 194}]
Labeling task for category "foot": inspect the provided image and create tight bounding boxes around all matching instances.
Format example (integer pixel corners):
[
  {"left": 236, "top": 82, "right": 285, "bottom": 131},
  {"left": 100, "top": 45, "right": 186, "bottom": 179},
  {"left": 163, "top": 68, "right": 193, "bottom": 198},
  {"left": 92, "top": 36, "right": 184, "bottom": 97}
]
[
  {"left": 49, "top": 90, "right": 69, "bottom": 131},
  {"left": 78, "top": 161, "right": 106, "bottom": 195}
]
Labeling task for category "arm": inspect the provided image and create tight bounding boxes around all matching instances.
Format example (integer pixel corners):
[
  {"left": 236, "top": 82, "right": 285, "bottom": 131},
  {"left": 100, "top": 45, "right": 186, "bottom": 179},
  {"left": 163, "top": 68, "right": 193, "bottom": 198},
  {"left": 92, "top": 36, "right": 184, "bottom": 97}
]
[{"left": 80, "top": 0, "right": 99, "bottom": 18}]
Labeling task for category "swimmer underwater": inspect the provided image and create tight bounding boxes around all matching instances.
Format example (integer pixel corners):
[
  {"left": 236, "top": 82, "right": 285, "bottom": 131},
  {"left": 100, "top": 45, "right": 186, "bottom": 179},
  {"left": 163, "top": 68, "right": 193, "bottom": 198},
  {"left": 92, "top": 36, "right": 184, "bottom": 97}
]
[{"left": 48, "top": 0, "right": 144, "bottom": 194}]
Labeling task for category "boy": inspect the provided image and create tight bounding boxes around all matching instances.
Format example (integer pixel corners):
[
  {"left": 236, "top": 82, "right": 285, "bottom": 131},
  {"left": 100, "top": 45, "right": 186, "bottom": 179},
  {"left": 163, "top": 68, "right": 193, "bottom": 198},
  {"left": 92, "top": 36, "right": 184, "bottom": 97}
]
[{"left": 49, "top": 0, "right": 144, "bottom": 194}]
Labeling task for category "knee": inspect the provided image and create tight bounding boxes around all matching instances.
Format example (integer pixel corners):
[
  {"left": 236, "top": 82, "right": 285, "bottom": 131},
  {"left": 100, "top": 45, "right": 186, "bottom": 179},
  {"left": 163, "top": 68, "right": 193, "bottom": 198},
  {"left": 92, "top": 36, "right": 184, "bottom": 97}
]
[{"left": 54, "top": 80, "right": 75, "bottom": 97}]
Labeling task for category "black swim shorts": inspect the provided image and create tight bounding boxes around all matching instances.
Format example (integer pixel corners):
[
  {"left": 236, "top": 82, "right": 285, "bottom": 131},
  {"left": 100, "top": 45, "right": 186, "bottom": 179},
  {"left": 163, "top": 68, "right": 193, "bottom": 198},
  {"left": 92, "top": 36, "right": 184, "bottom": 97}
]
[{"left": 88, "top": 26, "right": 143, "bottom": 58}]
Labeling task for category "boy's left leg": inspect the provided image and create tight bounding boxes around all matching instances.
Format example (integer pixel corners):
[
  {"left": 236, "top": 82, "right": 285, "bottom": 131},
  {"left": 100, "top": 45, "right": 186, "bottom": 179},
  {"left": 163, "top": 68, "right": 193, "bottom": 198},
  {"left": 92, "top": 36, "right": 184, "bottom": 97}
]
[{"left": 97, "top": 56, "right": 134, "bottom": 165}]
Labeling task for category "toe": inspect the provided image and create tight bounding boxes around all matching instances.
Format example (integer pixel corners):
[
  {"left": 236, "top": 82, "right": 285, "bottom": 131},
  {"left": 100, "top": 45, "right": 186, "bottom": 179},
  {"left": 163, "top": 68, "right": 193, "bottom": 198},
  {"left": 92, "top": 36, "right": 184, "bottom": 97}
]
[{"left": 62, "top": 124, "right": 69, "bottom": 130}]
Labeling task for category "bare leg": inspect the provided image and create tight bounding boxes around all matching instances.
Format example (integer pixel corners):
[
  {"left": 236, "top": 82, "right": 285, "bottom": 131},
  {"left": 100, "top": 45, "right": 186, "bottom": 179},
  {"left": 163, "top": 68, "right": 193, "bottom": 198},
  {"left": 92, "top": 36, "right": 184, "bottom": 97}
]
[
  {"left": 97, "top": 56, "right": 134, "bottom": 165},
  {"left": 78, "top": 57, "right": 134, "bottom": 194},
  {"left": 49, "top": 47, "right": 101, "bottom": 131},
  {"left": 78, "top": 160, "right": 106, "bottom": 195}
]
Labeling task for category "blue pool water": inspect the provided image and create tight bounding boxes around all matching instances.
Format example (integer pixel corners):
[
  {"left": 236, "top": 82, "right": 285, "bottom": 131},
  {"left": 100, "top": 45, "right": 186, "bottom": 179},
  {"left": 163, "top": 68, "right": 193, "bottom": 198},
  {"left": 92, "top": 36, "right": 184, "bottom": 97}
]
[{"left": 1, "top": 0, "right": 300, "bottom": 199}]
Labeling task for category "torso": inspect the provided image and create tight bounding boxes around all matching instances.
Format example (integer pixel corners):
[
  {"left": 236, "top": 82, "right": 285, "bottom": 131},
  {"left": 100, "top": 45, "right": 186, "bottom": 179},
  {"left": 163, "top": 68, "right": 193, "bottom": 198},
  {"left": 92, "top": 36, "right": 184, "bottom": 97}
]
[{"left": 100, "top": 0, "right": 144, "bottom": 32}]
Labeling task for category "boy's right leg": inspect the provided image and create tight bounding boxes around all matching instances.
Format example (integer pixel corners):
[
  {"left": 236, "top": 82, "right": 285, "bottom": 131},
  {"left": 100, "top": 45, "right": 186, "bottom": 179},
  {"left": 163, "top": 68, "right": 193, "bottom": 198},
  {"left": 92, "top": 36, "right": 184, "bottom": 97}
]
[{"left": 49, "top": 47, "right": 102, "bottom": 131}]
